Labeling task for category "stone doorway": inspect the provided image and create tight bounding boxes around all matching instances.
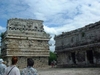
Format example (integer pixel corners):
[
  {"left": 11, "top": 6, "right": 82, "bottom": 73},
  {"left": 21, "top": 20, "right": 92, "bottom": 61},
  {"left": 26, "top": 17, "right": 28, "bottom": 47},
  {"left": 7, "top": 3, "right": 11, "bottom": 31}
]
[
  {"left": 71, "top": 52, "right": 76, "bottom": 64},
  {"left": 86, "top": 50, "right": 94, "bottom": 64}
]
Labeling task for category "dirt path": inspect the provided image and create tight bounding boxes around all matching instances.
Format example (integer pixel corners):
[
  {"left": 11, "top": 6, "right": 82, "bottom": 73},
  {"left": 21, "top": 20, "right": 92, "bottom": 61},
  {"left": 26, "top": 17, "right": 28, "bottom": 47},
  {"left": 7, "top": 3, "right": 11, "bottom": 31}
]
[{"left": 38, "top": 67, "right": 100, "bottom": 75}]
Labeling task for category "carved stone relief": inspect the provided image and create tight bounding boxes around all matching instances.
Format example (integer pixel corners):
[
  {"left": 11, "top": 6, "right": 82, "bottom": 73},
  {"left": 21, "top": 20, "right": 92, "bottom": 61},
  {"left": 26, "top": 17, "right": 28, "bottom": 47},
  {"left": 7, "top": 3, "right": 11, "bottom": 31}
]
[
  {"left": 1, "top": 18, "right": 50, "bottom": 68},
  {"left": 8, "top": 19, "right": 44, "bottom": 33}
]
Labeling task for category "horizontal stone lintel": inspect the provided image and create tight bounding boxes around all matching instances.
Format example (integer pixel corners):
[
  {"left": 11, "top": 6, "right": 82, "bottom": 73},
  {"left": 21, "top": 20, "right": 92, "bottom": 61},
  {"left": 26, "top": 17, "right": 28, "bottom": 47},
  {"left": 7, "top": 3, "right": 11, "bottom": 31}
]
[
  {"left": 6, "top": 33, "right": 45, "bottom": 37},
  {"left": 56, "top": 42, "right": 100, "bottom": 52},
  {"left": 5, "top": 36, "right": 49, "bottom": 40},
  {"left": 5, "top": 55, "right": 49, "bottom": 57},
  {"left": 6, "top": 44, "right": 49, "bottom": 49},
  {"left": 7, "top": 51, "right": 49, "bottom": 53},
  {"left": 6, "top": 50, "right": 49, "bottom": 55},
  {"left": 6, "top": 31, "right": 49, "bottom": 37},
  {"left": 6, "top": 49, "right": 49, "bottom": 51}
]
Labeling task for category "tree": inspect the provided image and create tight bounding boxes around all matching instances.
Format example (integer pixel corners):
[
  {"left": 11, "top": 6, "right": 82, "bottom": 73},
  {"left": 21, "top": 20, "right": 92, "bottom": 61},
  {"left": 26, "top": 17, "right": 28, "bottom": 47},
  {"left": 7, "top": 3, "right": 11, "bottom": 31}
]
[
  {"left": 48, "top": 51, "right": 57, "bottom": 65},
  {"left": 0, "top": 32, "right": 5, "bottom": 40}
]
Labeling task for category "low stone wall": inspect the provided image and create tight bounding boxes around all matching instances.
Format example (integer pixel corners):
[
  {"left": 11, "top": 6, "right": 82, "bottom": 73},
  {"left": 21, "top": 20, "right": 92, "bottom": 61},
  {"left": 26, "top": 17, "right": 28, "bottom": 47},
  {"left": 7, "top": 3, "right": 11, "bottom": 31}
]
[{"left": 4, "top": 56, "right": 49, "bottom": 69}]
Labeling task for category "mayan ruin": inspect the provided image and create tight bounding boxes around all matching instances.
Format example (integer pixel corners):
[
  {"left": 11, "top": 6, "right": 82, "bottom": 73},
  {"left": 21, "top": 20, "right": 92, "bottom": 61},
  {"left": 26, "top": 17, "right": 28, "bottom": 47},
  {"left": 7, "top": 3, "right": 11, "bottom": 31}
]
[
  {"left": 54, "top": 21, "right": 100, "bottom": 67},
  {"left": 1, "top": 18, "right": 50, "bottom": 68}
]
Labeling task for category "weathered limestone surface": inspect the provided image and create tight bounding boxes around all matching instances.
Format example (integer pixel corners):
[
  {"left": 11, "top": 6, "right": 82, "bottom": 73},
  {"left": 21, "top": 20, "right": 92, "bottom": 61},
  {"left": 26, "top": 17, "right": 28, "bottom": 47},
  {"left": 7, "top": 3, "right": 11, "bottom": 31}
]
[
  {"left": 1, "top": 18, "right": 50, "bottom": 68},
  {"left": 54, "top": 21, "right": 100, "bottom": 67}
]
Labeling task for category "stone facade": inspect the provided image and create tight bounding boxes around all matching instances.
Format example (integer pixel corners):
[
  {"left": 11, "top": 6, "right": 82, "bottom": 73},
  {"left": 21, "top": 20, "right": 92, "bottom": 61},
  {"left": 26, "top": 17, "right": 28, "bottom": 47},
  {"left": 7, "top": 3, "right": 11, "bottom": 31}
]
[
  {"left": 54, "top": 21, "right": 100, "bottom": 67},
  {"left": 1, "top": 18, "right": 50, "bottom": 68}
]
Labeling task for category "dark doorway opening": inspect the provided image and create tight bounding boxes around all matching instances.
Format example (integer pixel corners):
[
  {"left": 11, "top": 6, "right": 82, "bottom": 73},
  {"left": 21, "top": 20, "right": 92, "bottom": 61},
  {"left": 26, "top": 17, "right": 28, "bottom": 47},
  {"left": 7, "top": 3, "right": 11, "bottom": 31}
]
[
  {"left": 71, "top": 52, "right": 76, "bottom": 64},
  {"left": 86, "top": 50, "right": 94, "bottom": 64}
]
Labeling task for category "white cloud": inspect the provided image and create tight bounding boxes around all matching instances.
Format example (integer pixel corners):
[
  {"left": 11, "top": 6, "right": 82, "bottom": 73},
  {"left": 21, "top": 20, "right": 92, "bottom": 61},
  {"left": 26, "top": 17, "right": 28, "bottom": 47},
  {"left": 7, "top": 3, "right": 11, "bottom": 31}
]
[
  {"left": 44, "top": 24, "right": 77, "bottom": 52},
  {"left": 0, "top": 26, "right": 6, "bottom": 32},
  {"left": 49, "top": 46, "right": 55, "bottom": 52}
]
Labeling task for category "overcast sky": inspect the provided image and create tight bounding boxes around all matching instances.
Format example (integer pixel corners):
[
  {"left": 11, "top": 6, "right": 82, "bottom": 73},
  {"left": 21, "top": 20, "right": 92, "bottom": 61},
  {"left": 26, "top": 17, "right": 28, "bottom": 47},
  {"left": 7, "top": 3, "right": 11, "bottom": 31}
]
[{"left": 0, "top": 0, "right": 100, "bottom": 52}]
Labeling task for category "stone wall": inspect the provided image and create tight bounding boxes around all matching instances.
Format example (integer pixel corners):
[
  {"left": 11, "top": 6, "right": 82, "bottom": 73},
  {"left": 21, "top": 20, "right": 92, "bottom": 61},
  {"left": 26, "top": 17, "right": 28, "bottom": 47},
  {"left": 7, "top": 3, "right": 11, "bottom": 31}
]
[
  {"left": 55, "top": 21, "right": 100, "bottom": 51},
  {"left": 1, "top": 18, "right": 50, "bottom": 68},
  {"left": 55, "top": 21, "right": 100, "bottom": 67},
  {"left": 3, "top": 56, "right": 48, "bottom": 69}
]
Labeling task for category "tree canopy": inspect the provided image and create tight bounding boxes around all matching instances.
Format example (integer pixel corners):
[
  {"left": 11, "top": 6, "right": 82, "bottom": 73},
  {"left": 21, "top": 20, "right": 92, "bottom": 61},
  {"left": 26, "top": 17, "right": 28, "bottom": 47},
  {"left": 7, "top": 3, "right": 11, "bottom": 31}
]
[{"left": 48, "top": 51, "right": 57, "bottom": 65}]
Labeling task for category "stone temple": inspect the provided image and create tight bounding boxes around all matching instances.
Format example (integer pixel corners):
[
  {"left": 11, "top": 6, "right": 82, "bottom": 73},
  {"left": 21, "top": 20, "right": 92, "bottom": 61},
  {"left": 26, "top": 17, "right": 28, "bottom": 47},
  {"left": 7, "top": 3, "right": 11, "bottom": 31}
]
[
  {"left": 54, "top": 21, "right": 100, "bottom": 67},
  {"left": 1, "top": 18, "right": 50, "bottom": 68}
]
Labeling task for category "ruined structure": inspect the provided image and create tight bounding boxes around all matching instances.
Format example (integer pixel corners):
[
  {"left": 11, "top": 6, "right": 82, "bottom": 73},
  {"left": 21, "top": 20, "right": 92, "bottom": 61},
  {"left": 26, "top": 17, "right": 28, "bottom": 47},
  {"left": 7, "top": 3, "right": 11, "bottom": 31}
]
[
  {"left": 1, "top": 18, "right": 50, "bottom": 68},
  {"left": 54, "top": 21, "right": 100, "bottom": 67}
]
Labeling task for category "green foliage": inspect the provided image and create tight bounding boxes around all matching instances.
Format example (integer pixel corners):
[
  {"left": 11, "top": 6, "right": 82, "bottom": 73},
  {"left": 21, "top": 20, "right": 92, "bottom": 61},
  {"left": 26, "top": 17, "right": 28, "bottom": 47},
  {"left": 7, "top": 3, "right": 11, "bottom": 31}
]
[
  {"left": 0, "top": 32, "right": 5, "bottom": 39},
  {"left": 48, "top": 51, "right": 57, "bottom": 65}
]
